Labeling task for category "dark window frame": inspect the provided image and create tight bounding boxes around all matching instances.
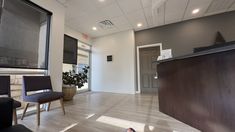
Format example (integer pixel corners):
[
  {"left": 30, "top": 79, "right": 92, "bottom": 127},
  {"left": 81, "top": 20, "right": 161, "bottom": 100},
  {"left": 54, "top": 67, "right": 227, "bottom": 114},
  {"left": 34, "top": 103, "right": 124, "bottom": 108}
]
[{"left": 0, "top": 0, "right": 52, "bottom": 70}]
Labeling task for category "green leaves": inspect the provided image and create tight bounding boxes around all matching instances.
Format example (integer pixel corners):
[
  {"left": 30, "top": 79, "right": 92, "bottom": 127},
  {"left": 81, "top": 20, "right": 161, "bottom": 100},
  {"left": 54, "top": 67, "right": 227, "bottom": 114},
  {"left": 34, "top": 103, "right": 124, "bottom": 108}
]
[{"left": 62, "top": 66, "right": 89, "bottom": 88}]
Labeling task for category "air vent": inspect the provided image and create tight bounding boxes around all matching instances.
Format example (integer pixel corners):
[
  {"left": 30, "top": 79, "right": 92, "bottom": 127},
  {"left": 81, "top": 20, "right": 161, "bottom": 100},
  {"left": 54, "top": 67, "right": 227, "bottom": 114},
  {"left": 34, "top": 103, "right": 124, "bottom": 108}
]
[{"left": 98, "top": 20, "right": 114, "bottom": 29}]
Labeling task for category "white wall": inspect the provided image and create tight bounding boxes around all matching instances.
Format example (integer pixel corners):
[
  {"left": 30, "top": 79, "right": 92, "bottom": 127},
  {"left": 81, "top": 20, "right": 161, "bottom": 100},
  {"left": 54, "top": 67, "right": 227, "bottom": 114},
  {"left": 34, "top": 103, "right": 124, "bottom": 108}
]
[
  {"left": 65, "top": 27, "right": 92, "bottom": 45},
  {"left": 31, "top": 0, "right": 65, "bottom": 91},
  {"left": 91, "top": 30, "right": 136, "bottom": 94}
]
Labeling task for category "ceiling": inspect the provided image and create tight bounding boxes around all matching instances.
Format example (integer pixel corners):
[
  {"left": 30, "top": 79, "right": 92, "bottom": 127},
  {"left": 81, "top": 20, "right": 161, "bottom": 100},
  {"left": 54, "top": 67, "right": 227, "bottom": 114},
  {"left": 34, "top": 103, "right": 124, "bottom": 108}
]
[{"left": 57, "top": 0, "right": 235, "bottom": 38}]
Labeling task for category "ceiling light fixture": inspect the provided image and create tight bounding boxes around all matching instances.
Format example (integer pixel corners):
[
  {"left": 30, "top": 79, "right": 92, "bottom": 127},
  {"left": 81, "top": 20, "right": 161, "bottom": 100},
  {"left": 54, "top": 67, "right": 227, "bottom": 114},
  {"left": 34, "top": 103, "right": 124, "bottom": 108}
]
[
  {"left": 92, "top": 27, "right": 97, "bottom": 31},
  {"left": 192, "top": 8, "right": 200, "bottom": 14},
  {"left": 98, "top": 0, "right": 105, "bottom": 2},
  {"left": 137, "top": 23, "right": 142, "bottom": 27}
]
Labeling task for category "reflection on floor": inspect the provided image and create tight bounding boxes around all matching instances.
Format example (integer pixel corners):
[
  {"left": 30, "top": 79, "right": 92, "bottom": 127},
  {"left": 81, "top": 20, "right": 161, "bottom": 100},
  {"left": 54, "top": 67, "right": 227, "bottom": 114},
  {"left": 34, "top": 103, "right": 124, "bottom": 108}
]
[{"left": 19, "top": 92, "right": 200, "bottom": 132}]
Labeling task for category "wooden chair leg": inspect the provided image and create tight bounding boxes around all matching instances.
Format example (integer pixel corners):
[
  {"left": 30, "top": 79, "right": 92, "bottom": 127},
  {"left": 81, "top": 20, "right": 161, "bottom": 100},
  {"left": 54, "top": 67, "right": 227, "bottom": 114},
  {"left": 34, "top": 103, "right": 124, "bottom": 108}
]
[
  {"left": 60, "top": 98, "right": 65, "bottom": 115},
  {"left": 13, "top": 109, "right": 17, "bottom": 125},
  {"left": 47, "top": 102, "right": 51, "bottom": 111},
  {"left": 37, "top": 103, "right": 40, "bottom": 126},
  {"left": 21, "top": 103, "right": 29, "bottom": 120}
]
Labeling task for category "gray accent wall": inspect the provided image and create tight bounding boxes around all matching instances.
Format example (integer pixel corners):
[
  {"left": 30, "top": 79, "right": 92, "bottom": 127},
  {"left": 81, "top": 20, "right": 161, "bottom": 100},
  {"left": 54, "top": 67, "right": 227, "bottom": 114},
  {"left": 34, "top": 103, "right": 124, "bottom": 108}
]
[{"left": 135, "top": 11, "right": 235, "bottom": 57}]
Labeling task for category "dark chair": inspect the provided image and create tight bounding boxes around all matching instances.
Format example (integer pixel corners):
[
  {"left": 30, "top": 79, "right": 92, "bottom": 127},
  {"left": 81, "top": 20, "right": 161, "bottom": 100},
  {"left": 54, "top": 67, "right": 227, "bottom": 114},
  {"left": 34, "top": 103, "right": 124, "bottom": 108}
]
[
  {"left": 21, "top": 76, "right": 65, "bottom": 126},
  {"left": 0, "top": 76, "right": 21, "bottom": 125},
  {"left": 0, "top": 97, "right": 32, "bottom": 132}
]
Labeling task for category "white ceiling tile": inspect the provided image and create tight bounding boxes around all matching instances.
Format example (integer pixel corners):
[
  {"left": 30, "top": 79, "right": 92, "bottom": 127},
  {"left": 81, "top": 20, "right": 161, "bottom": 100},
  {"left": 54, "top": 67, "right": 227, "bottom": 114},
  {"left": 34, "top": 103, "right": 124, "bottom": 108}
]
[
  {"left": 87, "top": 31, "right": 104, "bottom": 38},
  {"left": 125, "top": 9, "right": 147, "bottom": 27},
  {"left": 64, "top": 0, "right": 235, "bottom": 38},
  {"left": 103, "top": 27, "right": 120, "bottom": 34},
  {"left": 134, "top": 25, "right": 148, "bottom": 31},
  {"left": 183, "top": 0, "right": 213, "bottom": 20},
  {"left": 90, "top": 0, "right": 116, "bottom": 8},
  {"left": 143, "top": 6, "right": 164, "bottom": 28},
  {"left": 65, "top": 0, "right": 100, "bottom": 21},
  {"left": 116, "top": 23, "right": 133, "bottom": 31},
  {"left": 56, "top": 0, "right": 67, "bottom": 5},
  {"left": 110, "top": 16, "right": 133, "bottom": 31},
  {"left": 126, "top": 9, "right": 145, "bottom": 21},
  {"left": 117, "top": 0, "right": 142, "bottom": 13},
  {"left": 228, "top": 2, "right": 235, "bottom": 11},
  {"left": 68, "top": 20, "right": 93, "bottom": 31},
  {"left": 165, "top": 0, "right": 188, "bottom": 24},
  {"left": 143, "top": 6, "right": 152, "bottom": 18},
  {"left": 141, "top": 0, "right": 152, "bottom": 8},
  {"left": 70, "top": 25, "right": 91, "bottom": 36},
  {"left": 143, "top": 7, "right": 154, "bottom": 26},
  {"left": 145, "top": 15, "right": 154, "bottom": 27},
  {"left": 206, "top": 0, "right": 235, "bottom": 15},
  {"left": 158, "top": 5, "right": 165, "bottom": 26},
  {"left": 91, "top": 27, "right": 122, "bottom": 38},
  {"left": 65, "top": 0, "right": 97, "bottom": 12},
  {"left": 66, "top": 9, "right": 88, "bottom": 21},
  {"left": 100, "top": 3, "right": 123, "bottom": 18},
  {"left": 152, "top": 4, "right": 165, "bottom": 26},
  {"left": 110, "top": 16, "right": 130, "bottom": 26}
]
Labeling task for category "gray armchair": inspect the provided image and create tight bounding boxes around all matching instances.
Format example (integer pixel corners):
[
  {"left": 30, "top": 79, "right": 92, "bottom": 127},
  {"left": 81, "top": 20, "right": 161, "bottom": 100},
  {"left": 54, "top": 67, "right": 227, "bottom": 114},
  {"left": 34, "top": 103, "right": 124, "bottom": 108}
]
[{"left": 21, "top": 76, "right": 65, "bottom": 126}]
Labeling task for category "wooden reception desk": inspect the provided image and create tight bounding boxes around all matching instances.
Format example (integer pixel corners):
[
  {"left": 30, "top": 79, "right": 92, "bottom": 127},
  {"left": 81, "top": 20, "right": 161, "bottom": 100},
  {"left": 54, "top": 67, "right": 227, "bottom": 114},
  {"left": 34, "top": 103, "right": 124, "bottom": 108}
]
[{"left": 157, "top": 45, "right": 235, "bottom": 132}]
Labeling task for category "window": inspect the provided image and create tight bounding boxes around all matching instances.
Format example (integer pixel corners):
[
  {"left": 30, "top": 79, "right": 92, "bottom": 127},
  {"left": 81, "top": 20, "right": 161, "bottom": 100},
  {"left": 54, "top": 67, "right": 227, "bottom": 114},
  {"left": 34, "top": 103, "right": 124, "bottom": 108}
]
[
  {"left": 0, "top": 0, "right": 52, "bottom": 69},
  {"left": 77, "top": 42, "right": 91, "bottom": 91},
  {"left": 63, "top": 35, "right": 78, "bottom": 65},
  {"left": 62, "top": 37, "right": 91, "bottom": 92}
]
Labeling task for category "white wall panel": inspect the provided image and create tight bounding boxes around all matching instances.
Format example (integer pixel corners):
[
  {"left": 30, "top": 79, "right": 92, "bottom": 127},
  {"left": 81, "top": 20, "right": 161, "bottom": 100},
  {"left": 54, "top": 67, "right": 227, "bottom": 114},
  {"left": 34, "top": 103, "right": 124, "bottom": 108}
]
[{"left": 91, "top": 30, "right": 136, "bottom": 94}]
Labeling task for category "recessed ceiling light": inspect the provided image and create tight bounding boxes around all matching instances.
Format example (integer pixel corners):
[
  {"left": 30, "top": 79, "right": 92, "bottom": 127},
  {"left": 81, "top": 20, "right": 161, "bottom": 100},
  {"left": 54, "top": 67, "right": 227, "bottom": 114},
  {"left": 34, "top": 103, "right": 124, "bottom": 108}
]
[
  {"left": 98, "top": 0, "right": 105, "bottom": 2},
  {"left": 92, "top": 27, "right": 97, "bottom": 31},
  {"left": 192, "top": 8, "right": 200, "bottom": 14},
  {"left": 137, "top": 23, "right": 142, "bottom": 27}
]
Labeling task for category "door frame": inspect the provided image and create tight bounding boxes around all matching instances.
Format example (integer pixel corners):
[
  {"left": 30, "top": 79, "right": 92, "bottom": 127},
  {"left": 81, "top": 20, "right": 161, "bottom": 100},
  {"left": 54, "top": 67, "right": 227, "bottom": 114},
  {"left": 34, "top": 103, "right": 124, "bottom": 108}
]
[{"left": 136, "top": 43, "right": 162, "bottom": 93}]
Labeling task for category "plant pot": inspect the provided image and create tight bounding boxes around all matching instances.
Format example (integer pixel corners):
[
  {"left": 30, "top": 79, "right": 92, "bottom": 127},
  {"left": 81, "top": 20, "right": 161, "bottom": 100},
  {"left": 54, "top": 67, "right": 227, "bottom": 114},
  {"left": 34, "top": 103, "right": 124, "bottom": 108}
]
[{"left": 62, "top": 85, "right": 77, "bottom": 101}]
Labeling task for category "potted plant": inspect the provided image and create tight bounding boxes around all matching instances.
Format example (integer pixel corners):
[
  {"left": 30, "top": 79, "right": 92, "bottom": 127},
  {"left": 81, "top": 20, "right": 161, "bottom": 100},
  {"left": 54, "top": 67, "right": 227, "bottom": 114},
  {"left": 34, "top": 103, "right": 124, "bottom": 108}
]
[{"left": 62, "top": 66, "right": 89, "bottom": 101}]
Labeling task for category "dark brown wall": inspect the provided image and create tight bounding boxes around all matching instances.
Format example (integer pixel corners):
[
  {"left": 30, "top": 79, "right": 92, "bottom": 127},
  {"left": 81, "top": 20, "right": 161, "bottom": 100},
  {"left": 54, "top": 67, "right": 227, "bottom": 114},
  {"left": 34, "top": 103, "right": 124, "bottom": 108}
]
[
  {"left": 135, "top": 11, "right": 235, "bottom": 57},
  {"left": 158, "top": 49, "right": 235, "bottom": 132}
]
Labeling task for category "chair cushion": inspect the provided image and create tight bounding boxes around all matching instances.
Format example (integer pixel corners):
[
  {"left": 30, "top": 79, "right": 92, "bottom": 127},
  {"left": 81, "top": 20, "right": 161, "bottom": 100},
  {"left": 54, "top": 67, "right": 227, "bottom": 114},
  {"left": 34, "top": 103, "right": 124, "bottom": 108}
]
[
  {"left": 23, "top": 92, "right": 63, "bottom": 103},
  {"left": 1, "top": 124, "right": 32, "bottom": 132},
  {"left": 13, "top": 100, "right": 21, "bottom": 109}
]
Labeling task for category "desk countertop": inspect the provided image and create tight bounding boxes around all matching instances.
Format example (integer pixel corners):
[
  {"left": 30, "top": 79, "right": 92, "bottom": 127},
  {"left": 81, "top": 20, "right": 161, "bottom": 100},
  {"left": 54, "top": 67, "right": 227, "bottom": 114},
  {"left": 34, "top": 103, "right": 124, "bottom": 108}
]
[{"left": 156, "top": 44, "right": 235, "bottom": 64}]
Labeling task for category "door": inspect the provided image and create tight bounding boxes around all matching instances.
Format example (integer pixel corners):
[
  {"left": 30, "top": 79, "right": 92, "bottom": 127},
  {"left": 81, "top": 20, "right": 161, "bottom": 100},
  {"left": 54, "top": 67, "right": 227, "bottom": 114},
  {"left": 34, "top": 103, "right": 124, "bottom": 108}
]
[
  {"left": 139, "top": 46, "right": 160, "bottom": 93},
  {"left": 76, "top": 42, "right": 91, "bottom": 92}
]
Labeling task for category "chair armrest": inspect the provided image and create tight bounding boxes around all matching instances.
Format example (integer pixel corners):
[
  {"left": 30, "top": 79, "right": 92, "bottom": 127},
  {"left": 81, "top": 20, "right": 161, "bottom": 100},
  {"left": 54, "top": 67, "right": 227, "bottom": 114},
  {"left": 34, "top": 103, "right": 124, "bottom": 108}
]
[{"left": 0, "top": 97, "right": 13, "bottom": 129}]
